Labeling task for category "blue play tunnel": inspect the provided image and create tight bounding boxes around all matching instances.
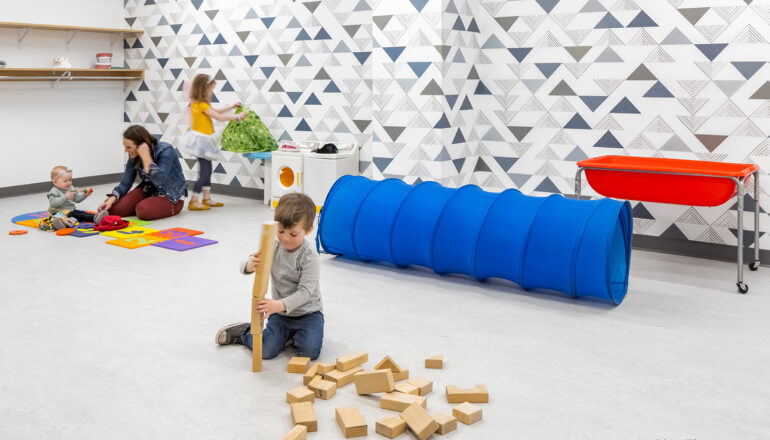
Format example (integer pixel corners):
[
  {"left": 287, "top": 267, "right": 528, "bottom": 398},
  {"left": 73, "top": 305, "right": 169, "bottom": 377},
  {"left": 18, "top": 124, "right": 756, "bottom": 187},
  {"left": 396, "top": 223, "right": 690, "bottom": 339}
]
[{"left": 317, "top": 176, "right": 633, "bottom": 305}]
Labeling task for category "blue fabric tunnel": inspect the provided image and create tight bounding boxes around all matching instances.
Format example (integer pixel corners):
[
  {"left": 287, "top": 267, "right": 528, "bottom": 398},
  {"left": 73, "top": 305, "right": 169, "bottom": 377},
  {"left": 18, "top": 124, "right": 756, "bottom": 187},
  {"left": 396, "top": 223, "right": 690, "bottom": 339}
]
[{"left": 317, "top": 176, "right": 633, "bottom": 305}]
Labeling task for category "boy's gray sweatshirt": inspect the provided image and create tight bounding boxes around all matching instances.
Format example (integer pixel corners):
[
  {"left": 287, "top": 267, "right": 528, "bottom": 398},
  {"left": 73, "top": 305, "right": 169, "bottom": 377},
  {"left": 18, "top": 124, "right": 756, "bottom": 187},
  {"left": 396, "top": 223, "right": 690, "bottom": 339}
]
[
  {"left": 240, "top": 238, "right": 323, "bottom": 317},
  {"left": 47, "top": 187, "right": 88, "bottom": 214}
]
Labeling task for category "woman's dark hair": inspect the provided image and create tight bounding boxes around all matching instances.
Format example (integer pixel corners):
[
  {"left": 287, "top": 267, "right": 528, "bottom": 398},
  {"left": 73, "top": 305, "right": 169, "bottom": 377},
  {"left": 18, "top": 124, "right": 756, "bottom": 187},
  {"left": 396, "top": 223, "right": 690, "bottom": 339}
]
[{"left": 123, "top": 125, "right": 157, "bottom": 169}]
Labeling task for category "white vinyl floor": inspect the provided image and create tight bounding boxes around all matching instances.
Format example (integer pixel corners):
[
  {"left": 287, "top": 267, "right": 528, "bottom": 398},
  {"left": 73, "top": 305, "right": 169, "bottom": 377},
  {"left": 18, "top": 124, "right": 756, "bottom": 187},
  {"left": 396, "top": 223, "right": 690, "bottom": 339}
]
[{"left": 1, "top": 184, "right": 769, "bottom": 440}]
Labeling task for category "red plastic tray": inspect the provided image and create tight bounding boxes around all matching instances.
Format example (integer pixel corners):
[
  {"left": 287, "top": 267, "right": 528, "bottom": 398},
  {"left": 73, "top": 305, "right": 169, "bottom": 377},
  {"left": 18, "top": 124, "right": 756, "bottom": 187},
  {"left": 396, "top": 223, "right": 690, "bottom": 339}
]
[{"left": 578, "top": 156, "right": 758, "bottom": 207}]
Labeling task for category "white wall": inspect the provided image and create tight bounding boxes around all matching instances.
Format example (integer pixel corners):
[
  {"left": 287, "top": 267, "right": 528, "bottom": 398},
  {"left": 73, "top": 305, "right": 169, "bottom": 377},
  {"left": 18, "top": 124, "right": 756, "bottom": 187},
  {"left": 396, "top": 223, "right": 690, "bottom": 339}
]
[{"left": 0, "top": 0, "right": 127, "bottom": 188}]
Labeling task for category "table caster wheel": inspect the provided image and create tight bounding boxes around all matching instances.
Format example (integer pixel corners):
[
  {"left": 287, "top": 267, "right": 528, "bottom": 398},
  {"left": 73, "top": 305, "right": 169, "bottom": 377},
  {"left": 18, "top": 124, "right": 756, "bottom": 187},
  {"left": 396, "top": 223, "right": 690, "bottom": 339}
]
[
  {"left": 737, "top": 282, "right": 749, "bottom": 294},
  {"left": 750, "top": 260, "right": 760, "bottom": 271}
]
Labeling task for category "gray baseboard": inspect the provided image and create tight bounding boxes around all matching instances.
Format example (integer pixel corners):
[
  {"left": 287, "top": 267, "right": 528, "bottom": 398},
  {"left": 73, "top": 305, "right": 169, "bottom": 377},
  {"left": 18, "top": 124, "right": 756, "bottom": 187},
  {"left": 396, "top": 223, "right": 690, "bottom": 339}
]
[
  {"left": 0, "top": 173, "right": 124, "bottom": 198},
  {"left": 189, "top": 181, "right": 264, "bottom": 200},
  {"left": 633, "top": 234, "right": 767, "bottom": 267}
]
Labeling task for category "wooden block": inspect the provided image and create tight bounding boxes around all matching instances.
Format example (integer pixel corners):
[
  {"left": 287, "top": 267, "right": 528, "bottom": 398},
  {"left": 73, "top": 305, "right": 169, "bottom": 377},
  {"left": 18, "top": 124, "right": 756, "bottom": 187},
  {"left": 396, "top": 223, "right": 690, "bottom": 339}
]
[
  {"left": 453, "top": 402, "right": 482, "bottom": 425},
  {"left": 445, "top": 385, "right": 489, "bottom": 403},
  {"left": 281, "top": 424, "right": 307, "bottom": 440},
  {"left": 251, "top": 222, "right": 277, "bottom": 373},
  {"left": 286, "top": 386, "right": 315, "bottom": 404},
  {"left": 324, "top": 366, "right": 363, "bottom": 387},
  {"left": 380, "top": 392, "right": 427, "bottom": 412},
  {"left": 432, "top": 412, "right": 457, "bottom": 435},
  {"left": 309, "top": 379, "right": 337, "bottom": 400},
  {"left": 374, "top": 355, "right": 404, "bottom": 373},
  {"left": 336, "top": 352, "right": 368, "bottom": 371},
  {"left": 307, "top": 375, "right": 322, "bottom": 388},
  {"left": 394, "top": 382, "right": 419, "bottom": 395},
  {"left": 316, "top": 362, "right": 336, "bottom": 374},
  {"left": 375, "top": 415, "right": 406, "bottom": 439},
  {"left": 399, "top": 402, "right": 439, "bottom": 440},
  {"left": 290, "top": 401, "right": 317, "bottom": 432},
  {"left": 392, "top": 369, "right": 409, "bottom": 382},
  {"left": 353, "top": 369, "right": 395, "bottom": 394},
  {"left": 302, "top": 363, "right": 319, "bottom": 385},
  {"left": 335, "top": 406, "right": 367, "bottom": 438},
  {"left": 425, "top": 354, "right": 443, "bottom": 369},
  {"left": 406, "top": 377, "right": 433, "bottom": 396},
  {"left": 288, "top": 357, "right": 311, "bottom": 374}
]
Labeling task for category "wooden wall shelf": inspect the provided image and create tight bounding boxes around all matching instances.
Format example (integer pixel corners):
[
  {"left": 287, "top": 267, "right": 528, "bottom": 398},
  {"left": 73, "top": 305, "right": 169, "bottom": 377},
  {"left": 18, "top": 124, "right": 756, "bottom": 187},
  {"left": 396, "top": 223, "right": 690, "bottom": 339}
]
[
  {"left": 0, "top": 22, "right": 143, "bottom": 36},
  {"left": 0, "top": 68, "right": 144, "bottom": 81}
]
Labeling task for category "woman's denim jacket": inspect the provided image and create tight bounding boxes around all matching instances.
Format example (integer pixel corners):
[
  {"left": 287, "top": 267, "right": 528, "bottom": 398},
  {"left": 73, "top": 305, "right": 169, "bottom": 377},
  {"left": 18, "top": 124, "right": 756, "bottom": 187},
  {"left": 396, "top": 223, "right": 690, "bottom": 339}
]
[{"left": 110, "top": 142, "right": 188, "bottom": 203}]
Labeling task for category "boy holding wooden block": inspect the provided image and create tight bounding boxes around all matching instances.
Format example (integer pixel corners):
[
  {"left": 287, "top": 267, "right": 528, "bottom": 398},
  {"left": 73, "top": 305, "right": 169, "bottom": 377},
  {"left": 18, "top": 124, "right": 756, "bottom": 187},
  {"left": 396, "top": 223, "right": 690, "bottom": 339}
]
[{"left": 216, "top": 193, "right": 325, "bottom": 360}]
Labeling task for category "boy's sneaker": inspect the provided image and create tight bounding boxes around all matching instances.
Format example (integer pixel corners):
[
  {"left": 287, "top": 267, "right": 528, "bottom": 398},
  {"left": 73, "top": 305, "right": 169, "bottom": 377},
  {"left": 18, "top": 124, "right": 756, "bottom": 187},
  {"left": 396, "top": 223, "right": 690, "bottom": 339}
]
[
  {"left": 51, "top": 218, "right": 67, "bottom": 230},
  {"left": 216, "top": 322, "right": 250, "bottom": 345},
  {"left": 94, "top": 210, "right": 108, "bottom": 224}
]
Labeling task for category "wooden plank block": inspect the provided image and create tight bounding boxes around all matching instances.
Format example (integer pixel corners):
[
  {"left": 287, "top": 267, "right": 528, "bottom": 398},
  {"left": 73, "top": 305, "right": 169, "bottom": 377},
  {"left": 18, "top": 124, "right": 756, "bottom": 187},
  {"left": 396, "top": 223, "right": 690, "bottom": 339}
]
[
  {"left": 309, "top": 378, "right": 337, "bottom": 400},
  {"left": 303, "top": 363, "right": 319, "bottom": 385},
  {"left": 406, "top": 377, "right": 433, "bottom": 396},
  {"left": 380, "top": 392, "right": 427, "bottom": 412},
  {"left": 392, "top": 369, "right": 409, "bottom": 382},
  {"left": 286, "top": 386, "right": 315, "bottom": 404},
  {"left": 290, "top": 401, "right": 317, "bottom": 432},
  {"left": 394, "top": 382, "right": 419, "bottom": 395},
  {"left": 400, "top": 402, "right": 439, "bottom": 440},
  {"left": 453, "top": 402, "right": 482, "bottom": 425},
  {"left": 316, "top": 362, "right": 336, "bottom": 374},
  {"left": 376, "top": 415, "right": 406, "bottom": 439},
  {"left": 445, "top": 385, "right": 489, "bottom": 403},
  {"left": 281, "top": 424, "right": 307, "bottom": 440},
  {"left": 425, "top": 354, "right": 443, "bottom": 369},
  {"left": 432, "top": 412, "right": 457, "bottom": 435},
  {"left": 324, "top": 366, "right": 363, "bottom": 387},
  {"left": 374, "top": 355, "right": 404, "bottom": 373},
  {"left": 335, "top": 406, "right": 367, "bottom": 438},
  {"left": 288, "top": 357, "right": 311, "bottom": 374},
  {"left": 336, "top": 352, "right": 368, "bottom": 371},
  {"left": 353, "top": 369, "right": 395, "bottom": 394},
  {"left": 251, "top": 222, "right": 277, "bottom": 372},
  {"left": 307, "top": 375, "right": 323, "bottom": 389}
]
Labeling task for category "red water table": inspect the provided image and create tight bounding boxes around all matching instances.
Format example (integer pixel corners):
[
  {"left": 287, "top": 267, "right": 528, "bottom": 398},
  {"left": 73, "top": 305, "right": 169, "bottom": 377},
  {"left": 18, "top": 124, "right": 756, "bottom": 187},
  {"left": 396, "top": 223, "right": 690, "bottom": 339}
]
[{"left": 576, "top": 155, "right": 761, "bottom": 293}]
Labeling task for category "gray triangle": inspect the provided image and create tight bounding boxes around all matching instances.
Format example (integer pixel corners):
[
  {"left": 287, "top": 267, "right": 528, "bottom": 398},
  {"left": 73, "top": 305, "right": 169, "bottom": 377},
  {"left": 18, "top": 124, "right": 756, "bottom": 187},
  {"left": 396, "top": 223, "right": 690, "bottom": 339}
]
[
  {"left": 184, "top": 57, "right": 196, "bottom": 67},
  {"left": 661, "top": 28, "right": 691, "bottom": 45},
  {"left": 628, "top": 64, "right": 657, "bottom": 81},
  {"left": 565, "top": 146, "right": 588, "bottom": 161},
  {"left": 661, "top": 224, "right": 688, "bottom": 240},
  {"left": 314, "top": 68, "right": 331, "bottom": 80},
  {"left": 522, "top": 79, "right": 545, "bottom": 93},
  {"left": 494, "top": 16, "right": 518, "bottom": 31},
  {"left": 482, "top": 127, "right": 505, "bottom": 142},
  {"left": 481, "top": 34, "right": 504, "bottom": 49},
  {"left": 435, "top": 45, "right": 452, "bottom": 60},
  {"left": 150, "top": 36, "right": 162, "bottom": 47},
  {"left": 714, "top": 80, "right": 744, "bottom": 98},
  {"left": 595, "top": 47, "right": 623, "bottom": 62},
  {"left": 435, "top": 147, "right": 451, "bottom": 161},
  {"left": 396, "top": 78, "right": 419, "bottom": 93},
  {"left": 353, "top": 120, "right": 371, "bottom": 132},
  {"left": 474, "top": 158, "right": 491, "bottom": 172},
  {"left": 269, "top": 80, "right": 284, "bottom": 92},
  {"left": 304, "top": 1, "right": 321, "bottom": 13},
  {"left": 214, "top": 68, "right": 226, "bottom": 80},
  {"left": 384, "top": 126, "right": 406, "bottom": 141},
  {"left": 373, "top": 15, "right": 393, "bottom": 30},
  {"left": 278, "top": 54, "right": 293, "bottom": 66},
  {"left": 550, "top": 80, "right": 576, "bottom": 96},
  {"left": 205, "top": 10, "right": 218, "bottom": 20},
  {"left": 678, "top": 7, "right": 709, "bottom": 26},
  {"left": 660, "top": 134, "right": 689, "bottom": 151},
  {"left": 144, "top": 49, "right": 157, "bottom": 60},
  {"left": 421, "top": 79, "right": 443, "bottom": 95},
  {"left": 236, "top": 31, "right": 250, "bottom": 42},
  {"left": 199, "top": 58, "right": 211, "bottom": 68},
  {"left": 333, "top": 121, "right": 351, "bottom": 133},
  {"left": 508, "top": 174, "right": 530, "bottom": 187},
  {"left": 750, "top": 82, "right": 770, "bottom": 99},
  {"left": 229, "top": 45, "right": 242, "bottom": 56},
  {"left": 343, "top": 24, "right": 360, "bottom": 37},
  {"left": 467, "top": 66, "right": 479, "bottom": 80},
  {"left": 453, "top": 50, "right": 466, "bottom": 63},
  {"left": 565, "top": 46, "right": 591, "bottom": 62}
]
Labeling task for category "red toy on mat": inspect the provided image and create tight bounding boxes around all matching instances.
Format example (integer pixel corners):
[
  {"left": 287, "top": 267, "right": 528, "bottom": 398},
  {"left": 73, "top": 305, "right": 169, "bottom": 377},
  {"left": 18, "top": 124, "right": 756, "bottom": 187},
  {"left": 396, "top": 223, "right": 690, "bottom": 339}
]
[{"left": 93, "top": 215, "right": 129, "bottom": 231}]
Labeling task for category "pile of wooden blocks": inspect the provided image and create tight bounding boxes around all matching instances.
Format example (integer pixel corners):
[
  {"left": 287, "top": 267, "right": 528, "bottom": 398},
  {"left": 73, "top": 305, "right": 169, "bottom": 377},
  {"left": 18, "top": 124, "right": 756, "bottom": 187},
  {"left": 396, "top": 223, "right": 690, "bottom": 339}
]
[{"left": 281, "top": 352, "right": 488, "bottom": 439}]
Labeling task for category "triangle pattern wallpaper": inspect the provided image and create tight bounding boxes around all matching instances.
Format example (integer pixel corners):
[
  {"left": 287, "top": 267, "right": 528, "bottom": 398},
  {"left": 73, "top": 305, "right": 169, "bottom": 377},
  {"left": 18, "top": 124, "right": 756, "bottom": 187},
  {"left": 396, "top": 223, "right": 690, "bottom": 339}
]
[{"left": 124, "top": 0, "right": 770, "bottom": 250}]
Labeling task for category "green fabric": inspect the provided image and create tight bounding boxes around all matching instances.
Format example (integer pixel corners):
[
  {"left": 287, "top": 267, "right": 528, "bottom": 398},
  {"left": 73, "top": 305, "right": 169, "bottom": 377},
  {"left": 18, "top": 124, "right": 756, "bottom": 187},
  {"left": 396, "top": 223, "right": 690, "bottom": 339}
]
[{"left": 220, "top": 107, "right": 278, "bottom": 153}]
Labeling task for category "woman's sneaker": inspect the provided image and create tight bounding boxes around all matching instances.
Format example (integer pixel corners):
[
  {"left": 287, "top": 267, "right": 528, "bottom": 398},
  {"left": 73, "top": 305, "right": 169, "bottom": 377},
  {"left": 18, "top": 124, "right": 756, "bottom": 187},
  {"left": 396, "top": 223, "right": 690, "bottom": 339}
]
[
  {"left": 215, "top": 322, "right": 251, "bottom": 345},
  {"left": 94, "top": 210, "right": 109, "bottom": 224}
]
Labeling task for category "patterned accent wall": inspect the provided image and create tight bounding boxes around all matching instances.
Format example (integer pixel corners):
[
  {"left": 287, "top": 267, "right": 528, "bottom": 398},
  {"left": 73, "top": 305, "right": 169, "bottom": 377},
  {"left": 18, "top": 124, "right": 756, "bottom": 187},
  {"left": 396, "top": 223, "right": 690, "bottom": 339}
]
[{"left": 124, "top": 0, "right": 769, "bottom": 250}]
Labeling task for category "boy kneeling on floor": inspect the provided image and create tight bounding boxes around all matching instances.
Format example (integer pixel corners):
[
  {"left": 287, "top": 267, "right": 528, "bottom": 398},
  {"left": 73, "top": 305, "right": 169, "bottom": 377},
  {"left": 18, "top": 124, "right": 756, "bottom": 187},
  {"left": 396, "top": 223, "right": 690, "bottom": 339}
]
[{"left": 216, "top": 193, "right": 324, "bottom": 360}]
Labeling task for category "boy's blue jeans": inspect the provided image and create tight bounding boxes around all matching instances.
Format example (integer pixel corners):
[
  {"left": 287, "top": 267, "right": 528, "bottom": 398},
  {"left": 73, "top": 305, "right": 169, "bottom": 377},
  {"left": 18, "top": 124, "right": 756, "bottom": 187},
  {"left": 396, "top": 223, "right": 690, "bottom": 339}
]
[{"left": 241, "top": 311, "right": 324, "bottom": 360}]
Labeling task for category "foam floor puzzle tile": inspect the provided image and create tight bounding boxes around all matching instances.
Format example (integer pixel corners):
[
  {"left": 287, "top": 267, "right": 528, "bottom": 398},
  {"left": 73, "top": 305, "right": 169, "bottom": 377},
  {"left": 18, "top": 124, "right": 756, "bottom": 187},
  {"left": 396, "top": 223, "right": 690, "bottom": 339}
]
[
  {"left": 11, "top": 211, "right": 49, "bottom": 223},
  {"left": 100, "top": 226, "right": 158, "bottom": 239},
  {"left": 149, "top": 228, "right": 203, "bottom": 240},
  {"left": 125, "top": 217, "right": 150, "bottom": 227},
  {"left": 152, "top": 236, "right": 217, "bottom": 251},
  {"left": 106, "top": 234, "right": 167, "bottom": 249},
  {"left": 69, "top": 227, "right": 102, "bottom": 238},
  {"left": 15, "top": 219, "right": 43, "bottom": 228},
  {"left": 77, "top": 222, "right": 95, "bottom": 229}
]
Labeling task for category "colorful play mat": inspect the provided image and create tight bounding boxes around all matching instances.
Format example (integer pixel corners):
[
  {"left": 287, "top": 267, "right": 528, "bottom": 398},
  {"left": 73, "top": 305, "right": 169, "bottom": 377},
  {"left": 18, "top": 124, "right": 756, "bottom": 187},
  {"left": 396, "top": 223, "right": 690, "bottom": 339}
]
[{"left": 10, "top": 211, "right": 217, "bottom": 251}]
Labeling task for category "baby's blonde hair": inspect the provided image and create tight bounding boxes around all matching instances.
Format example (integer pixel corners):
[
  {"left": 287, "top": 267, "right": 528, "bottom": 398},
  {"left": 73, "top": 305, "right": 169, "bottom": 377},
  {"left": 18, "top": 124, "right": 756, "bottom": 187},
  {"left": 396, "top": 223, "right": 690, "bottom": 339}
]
[{"left": 51, "top": 166, "right": 71, "bottom": 181}]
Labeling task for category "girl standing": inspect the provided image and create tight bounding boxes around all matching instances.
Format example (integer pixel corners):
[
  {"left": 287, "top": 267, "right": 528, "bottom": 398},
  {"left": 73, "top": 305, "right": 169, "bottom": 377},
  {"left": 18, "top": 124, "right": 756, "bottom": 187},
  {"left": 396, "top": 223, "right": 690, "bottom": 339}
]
[{"left": 180, "top": 73, "right": 245, "bottom": 211}]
